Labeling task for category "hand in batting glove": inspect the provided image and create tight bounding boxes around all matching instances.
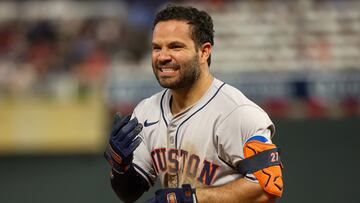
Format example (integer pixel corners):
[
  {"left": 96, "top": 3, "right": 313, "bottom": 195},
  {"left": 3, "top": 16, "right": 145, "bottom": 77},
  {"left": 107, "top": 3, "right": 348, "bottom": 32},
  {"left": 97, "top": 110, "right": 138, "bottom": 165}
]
[
  {"left": 146, "top": 184, "right": 197, "bottom": 203},
  {"left": 104, "top": 113, "right": 143, "bottom": 173}
]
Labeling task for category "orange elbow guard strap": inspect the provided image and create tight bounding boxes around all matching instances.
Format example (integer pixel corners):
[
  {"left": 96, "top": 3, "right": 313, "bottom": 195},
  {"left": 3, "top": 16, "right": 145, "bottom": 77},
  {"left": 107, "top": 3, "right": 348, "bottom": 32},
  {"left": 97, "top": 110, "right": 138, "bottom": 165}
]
[{"left": 237, "top": 140, "right": 284, "bottom": 197}]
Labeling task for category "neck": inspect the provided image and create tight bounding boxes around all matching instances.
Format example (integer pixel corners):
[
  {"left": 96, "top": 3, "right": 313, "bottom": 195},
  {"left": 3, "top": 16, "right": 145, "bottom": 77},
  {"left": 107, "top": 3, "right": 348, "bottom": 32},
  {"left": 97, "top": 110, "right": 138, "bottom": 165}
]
[{"left": 170, "top": 71, "right": 213, "bottom": 115}]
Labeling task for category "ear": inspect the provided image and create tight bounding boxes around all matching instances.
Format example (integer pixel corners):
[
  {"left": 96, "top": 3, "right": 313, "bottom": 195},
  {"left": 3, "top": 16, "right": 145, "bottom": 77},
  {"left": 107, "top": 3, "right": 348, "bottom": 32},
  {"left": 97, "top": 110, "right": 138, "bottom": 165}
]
[{"left": 199, "top": 42, "right": 212, "bottom": 66}]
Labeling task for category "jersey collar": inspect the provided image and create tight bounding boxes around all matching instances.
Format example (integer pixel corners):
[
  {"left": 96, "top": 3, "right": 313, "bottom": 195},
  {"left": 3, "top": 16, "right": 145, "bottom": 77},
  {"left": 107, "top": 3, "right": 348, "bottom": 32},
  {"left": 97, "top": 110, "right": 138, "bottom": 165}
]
[{"left": 160, "top": 78, "right": 225, "bottom": 127}]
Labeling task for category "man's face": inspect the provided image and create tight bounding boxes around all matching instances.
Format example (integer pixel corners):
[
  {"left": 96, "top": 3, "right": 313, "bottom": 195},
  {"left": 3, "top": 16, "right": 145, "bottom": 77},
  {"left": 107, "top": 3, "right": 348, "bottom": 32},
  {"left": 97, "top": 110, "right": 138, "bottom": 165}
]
[{"left": 152, "top": 20, "right": 200, "bottom": 90}]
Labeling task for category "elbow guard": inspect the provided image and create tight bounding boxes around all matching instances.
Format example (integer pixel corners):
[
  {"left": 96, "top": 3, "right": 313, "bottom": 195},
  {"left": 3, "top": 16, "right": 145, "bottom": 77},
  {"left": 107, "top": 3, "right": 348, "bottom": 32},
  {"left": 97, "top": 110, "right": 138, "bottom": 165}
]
[{"left": 237, "top": 140, "right": 284, "bottom": 197}]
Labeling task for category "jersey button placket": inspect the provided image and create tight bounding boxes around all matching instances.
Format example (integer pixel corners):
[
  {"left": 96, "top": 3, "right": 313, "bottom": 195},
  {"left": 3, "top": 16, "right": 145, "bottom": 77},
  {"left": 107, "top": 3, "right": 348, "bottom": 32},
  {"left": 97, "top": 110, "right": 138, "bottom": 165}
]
[
  {"left": 167, "top": 121, "right": 178, "bottom": 187},
  {"left": 168, "top": 123, "right": 176, "bottom": 148}
]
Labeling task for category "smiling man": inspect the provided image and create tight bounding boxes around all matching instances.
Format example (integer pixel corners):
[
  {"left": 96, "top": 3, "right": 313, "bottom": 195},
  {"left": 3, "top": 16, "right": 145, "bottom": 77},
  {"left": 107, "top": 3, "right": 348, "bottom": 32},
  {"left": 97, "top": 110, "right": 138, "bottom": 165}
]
[{"left": 105, "top": 5, "right": 283, "bottom": 203}]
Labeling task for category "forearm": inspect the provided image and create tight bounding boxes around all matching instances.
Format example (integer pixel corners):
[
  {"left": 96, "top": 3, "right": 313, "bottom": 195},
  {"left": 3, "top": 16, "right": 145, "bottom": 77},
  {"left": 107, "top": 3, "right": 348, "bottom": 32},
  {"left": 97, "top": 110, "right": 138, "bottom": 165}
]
[
  {"left": 196, "top": 178, "right": 276, "bottom": 203},
  {"left": 110, "top": 166, "right": 149, "bottom": 203}
]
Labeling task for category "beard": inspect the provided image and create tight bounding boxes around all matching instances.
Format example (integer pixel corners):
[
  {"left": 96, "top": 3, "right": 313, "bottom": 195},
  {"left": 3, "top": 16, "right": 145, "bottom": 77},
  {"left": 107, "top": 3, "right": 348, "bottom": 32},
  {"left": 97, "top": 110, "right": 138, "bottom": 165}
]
[{"left": 152, "top": 54, "right": 201, "bottom": 90}]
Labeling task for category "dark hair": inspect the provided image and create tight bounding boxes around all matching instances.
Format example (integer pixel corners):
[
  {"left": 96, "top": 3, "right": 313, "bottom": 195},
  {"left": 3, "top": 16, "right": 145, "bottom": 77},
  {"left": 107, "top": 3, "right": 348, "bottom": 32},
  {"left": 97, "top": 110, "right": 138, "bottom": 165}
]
[{"left": 153, "top": 5, "right": 214, "bottom": 66}]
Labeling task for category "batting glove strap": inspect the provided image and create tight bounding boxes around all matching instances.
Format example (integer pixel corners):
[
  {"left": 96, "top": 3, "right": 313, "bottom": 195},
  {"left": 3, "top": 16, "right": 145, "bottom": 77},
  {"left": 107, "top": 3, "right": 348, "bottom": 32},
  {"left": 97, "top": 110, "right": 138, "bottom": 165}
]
[
  {"left": 146, "top": 184, "right": 197, "bottom": 203},
  {"left": 104, "top": 150, "right": 132, "bottom": 174},
  {"left": 182, "top": 184, "right": 198, "bottom": 203}
]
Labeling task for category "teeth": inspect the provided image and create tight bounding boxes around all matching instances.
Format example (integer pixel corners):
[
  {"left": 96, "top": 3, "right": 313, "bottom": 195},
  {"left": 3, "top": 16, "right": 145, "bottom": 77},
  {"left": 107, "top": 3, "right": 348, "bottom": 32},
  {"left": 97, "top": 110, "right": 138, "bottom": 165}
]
[{"left": 161, "top": 68, "right": 175, "bottom": 72}]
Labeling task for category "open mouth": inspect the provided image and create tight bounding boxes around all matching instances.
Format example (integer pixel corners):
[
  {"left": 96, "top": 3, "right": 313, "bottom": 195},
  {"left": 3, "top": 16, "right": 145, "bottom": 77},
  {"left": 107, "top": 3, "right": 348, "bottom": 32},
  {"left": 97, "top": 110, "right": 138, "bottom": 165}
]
[
  {"left": 157, "top": 66, "right": 179, "bottom": 77},
  {"left": 157, "top": 64, "right": 180, "bottom": 72},
  {"left": 160, "top": 68, "right": 177, "bottom": 72}
]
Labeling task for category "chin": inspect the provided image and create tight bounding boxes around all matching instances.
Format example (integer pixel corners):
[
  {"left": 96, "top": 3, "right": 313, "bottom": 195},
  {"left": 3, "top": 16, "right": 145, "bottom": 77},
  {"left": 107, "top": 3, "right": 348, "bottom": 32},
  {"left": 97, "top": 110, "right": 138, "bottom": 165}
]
[
  {"left": 157, "top": 77, "right": 176, "bottom": 88},
  {"left": 159, "top": 82, "right": 176, "bottom": 89},
  {"left": 159, "top": 80, "right": 182, "bottom": 89}
]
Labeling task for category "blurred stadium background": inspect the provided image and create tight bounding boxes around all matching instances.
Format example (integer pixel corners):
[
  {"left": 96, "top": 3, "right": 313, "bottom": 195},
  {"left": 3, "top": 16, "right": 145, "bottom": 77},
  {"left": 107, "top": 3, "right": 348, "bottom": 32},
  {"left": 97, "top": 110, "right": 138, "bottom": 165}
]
[{"left": 0, "top": 0, "right": 359, "bottom": 202}]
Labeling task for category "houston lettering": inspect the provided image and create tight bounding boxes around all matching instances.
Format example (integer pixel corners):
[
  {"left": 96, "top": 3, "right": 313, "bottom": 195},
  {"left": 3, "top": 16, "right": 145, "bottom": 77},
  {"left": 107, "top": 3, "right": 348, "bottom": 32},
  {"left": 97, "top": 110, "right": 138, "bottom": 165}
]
[{"left": 151, "top": 148, "right": 220, "bottom": 185}]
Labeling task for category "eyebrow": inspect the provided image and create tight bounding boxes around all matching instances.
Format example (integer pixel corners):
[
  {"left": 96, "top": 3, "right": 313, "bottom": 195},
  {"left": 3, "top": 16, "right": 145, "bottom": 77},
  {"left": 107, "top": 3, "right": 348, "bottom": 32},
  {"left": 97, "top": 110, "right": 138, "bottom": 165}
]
[
  {"left": 170, "top": 41, "right": 186, "bottom": 46},
  {"left": 152, "top": 43, "right": 160, "bottom": 48},
  {"left": 152, "top": 41, "right": 186, "bottom": 47}
]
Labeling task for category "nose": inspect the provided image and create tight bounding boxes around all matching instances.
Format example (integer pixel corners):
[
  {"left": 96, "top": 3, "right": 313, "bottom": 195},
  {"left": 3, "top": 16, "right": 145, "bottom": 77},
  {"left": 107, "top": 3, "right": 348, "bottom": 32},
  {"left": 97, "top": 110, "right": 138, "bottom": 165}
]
[{"left": 157, "top": 49, "right": 172, "bottom": 63}]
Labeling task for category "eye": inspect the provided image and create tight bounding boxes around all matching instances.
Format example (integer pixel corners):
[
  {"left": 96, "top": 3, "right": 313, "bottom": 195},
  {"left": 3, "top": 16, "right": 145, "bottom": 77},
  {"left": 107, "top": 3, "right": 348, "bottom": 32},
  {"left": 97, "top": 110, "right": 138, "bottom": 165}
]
[
  {"left": 170, "top": 44, "right": 183, "bottom": 50},
  {"left": 152, "top": 46, "right": 161, "bottom": 51}
]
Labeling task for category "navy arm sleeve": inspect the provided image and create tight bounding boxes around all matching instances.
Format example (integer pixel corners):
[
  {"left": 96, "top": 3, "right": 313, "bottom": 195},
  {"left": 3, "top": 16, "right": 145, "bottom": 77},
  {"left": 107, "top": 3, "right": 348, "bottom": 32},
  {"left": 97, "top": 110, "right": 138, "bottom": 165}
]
[{"left": 110, "top": 165, "right": 150, "bottom": 203}]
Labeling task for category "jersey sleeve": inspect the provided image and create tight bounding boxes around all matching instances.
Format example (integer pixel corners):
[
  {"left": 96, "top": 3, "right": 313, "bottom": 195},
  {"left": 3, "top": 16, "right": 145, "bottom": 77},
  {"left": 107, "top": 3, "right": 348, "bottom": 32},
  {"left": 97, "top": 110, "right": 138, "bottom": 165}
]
[
  {"left": 131, "top": 104, "right": 158, "bottom": 188},
  {"left": 215, "top": 105, "right": 275, "bottom": 179},
  {"left": 132, "top": 139, "right": 157, "bottom": 187}
]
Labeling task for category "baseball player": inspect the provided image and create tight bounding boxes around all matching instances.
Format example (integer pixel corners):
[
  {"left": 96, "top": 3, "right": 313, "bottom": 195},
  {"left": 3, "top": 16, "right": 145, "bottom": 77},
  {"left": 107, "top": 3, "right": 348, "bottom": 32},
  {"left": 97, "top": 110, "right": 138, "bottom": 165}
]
[{"left": 105, "top": 5, "right": 283, "bottom": 203}]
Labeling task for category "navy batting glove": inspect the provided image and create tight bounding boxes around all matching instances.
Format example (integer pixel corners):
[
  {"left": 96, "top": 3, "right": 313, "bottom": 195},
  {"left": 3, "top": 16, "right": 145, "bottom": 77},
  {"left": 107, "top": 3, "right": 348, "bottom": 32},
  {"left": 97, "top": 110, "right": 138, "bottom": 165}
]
[
  {"left": 146, "top": 184, "right": 197, "bottom": 203},
  {"left": 104, "top": 113, "right": 143, "bottom": 173}
]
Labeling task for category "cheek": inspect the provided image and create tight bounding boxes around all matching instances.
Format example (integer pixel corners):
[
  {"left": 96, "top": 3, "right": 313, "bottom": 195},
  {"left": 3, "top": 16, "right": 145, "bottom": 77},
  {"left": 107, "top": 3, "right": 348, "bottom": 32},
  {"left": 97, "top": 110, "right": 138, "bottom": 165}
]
[
  {"left": 151, "top": 53, "right": 157, "bottom": 62},
  {"left": 151, "top": 56, "right": 159, "bottom": 67},
  {"left": 172, "top": 52, "right": 189, "bottom": 63}
]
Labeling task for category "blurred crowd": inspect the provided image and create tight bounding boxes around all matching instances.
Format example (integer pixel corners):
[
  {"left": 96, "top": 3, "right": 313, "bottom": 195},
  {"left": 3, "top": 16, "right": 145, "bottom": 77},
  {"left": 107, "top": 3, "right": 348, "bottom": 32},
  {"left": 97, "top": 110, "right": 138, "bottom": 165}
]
[
  {"left": 0, "top": 18, "right": 110, "bottom": 96},
  {"left": 0, "top": 0, "right": 230, "bottom": 98},
  {"left": 0, "top": 0, "right": 359, "bottom": 117},
  {"left": 211, "top": 0, "right": 360, "bottom": 71}
]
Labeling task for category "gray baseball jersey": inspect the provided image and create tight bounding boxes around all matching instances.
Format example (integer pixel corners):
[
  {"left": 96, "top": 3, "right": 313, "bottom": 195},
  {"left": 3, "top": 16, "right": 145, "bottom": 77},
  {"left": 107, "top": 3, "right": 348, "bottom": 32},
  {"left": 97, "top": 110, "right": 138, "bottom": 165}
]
[{"left": 131, "top": 78, "right": 275, "bottom": 189}]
